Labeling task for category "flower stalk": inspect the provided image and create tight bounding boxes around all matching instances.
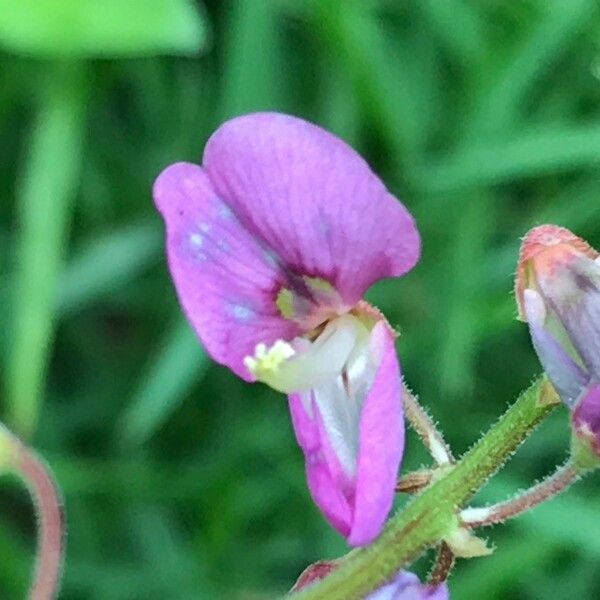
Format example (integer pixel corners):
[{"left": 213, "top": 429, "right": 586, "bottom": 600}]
[
  {"left": 460, "top": 462, "right": 580, "bottom": 528},
  {"left": 403, "top": 383, "right": 454, "bottom": 466},
  {"left": 290, "top": 377, "right": 558, "bottom": 600},
  {"left": 0, "top": 423, "right": 64, "bottom": 600}
]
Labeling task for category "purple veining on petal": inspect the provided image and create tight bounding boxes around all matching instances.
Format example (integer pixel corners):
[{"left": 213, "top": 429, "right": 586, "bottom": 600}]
[
  {"left": 154, "top": 113, "right": 419, "bottom": 544},
  {"left": 153, "top": 162, "right": 300, "bottom": 380},
  {"left": 202, "top": 112, "right": 421, "bottom": 306}
]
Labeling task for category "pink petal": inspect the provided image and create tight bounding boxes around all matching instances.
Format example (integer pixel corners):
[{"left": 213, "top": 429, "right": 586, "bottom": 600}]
[
  {"left": 288, "top": 393, "right": 353, "bottom": 536},
  {"left": 348, "top": 321, "right": 403, "bottom": 546},
  {"left": 203, "top": 112, "right": 420, "bottom": 305},
  {"left": 153, "top": 162, "right": 300, "bottom": 379},
  {"left": 288, "top": 321, "right": 403, "bottom": 545}
]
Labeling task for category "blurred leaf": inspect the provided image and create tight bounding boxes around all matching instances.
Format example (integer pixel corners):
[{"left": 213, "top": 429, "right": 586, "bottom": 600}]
[
  {"left": 0, "top": 0, "right": 208, "bottom": 58},
  {"left": 453, "top": 532, "right": 557, "bottom": 599},
  {"left": 313, "top": 0, "right": 433, "bottom": 165},
  {"left": 0, "top": 516, "right": 30, "bottom": 598},
  {"left": 471, "top": 0, "right": 597, "bottom": 134},
  {"left": 131, "top": 507, "right": 215, "bottom": 599},
  {"left": 58, "top": 221, "right": 161, "bottom": 314},
  {"left": 6, "top": 62, "right": 87, "bottom": 438},
  {"left": 478, "top": 478, "right": 600, "bottom": 558},
  {"left": 218, "top": 0, "right": 285, "bottom": 120},
  {"left": 420, "top": 123, "right": 600, "bottom": 192},
  {"left": 118, "top": 318, "right": 209, "bottom": 446},
  {"left": 417, "top": 0, "right": 487, "bottom": 69},
  {"left": 438, "top": 196, "right": 493, "bottom": 397}
]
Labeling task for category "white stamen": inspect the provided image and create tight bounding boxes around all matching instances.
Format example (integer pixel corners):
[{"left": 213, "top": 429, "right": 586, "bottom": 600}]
[
  {"left": 244, "top": 340, "right": 295, "bottom": 377},
  {"left": 243, "top": 315, "right": 362, "bottom": 393}
]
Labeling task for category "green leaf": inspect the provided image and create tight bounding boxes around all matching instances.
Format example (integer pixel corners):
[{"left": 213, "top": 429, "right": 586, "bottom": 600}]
[
  {"left": 6, "top": 62, "right": 87, "bottom": 438},
  {"left": 118, "top": 318, "right": 209, "bottom": 446},
  {"left": 0, "top": 0, "right": 209, "bottom": 58},
  {"left": 57, "top": 221, "right": 161, "bottom": 314},
  {"left": 419, "top": 123, "right": 600, "bottom": 193},
  {"left": 218, "top": 0, "right": 285, "bottom": 120}
]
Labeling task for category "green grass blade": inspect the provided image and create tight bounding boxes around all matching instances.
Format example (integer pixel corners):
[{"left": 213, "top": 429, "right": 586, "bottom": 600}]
[
  {"left": 0, "top": 0, "right": 209, "bottom": 57},
  {"left": 58, "top": 221, "right": 161, "bottom": 314},
  {"left": 218, "top": 0, "right": 285, "bottom": 121},
  {"left": 118, "top": 318, "right": 209, "bottom": 446},
  {"left": 6, "top": 62, "right": 87, "bottom": 438},
  {"left": 419, "top": 122, "right": 600, "bottom": 193}
]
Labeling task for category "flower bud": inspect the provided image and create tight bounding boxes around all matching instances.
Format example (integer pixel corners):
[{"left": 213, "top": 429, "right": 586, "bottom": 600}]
[
  {"left": 572, "top": 384, "right": 600, "bottom": 458},
  {"left": 516, "top": 225, "right": 600, "bottom": 407},
  {"left": 516, "top": 225, "right": 600, "bottom": 463}
]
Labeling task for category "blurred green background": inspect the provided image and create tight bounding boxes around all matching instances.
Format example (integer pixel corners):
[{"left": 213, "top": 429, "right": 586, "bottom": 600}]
[{"left": 1, "top": 1, "right": 599, "bottom": 598}]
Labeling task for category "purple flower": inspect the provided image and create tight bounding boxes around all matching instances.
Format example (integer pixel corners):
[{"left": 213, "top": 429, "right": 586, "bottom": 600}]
[
  {"left": 516, "top": 224, "right": 600, "bottom": 456},
  {"left": 366, "top": 571, "right": 449, "bottom": 600},
  {"left": 153, "top": 113, "right": 420, "bottom": 544},
  {"left": 573, "top": 384, "right": 600, "bottom": 456}
]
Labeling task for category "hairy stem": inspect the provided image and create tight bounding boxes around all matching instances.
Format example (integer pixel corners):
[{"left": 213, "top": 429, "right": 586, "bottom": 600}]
[
  {"left": 395, "top": 470, "right": 433, "bottom": 494},
  {"left": 0, "top": 424, "right": 64, "bottom": 600},
  {"left": 461, "top": 462, "right": 580, "bottom": 528},
  {"left": 428, "top": 542, "right": 455, "bottom": 586},
  {"left": 403, "top": 383, "right": 454, "bottom": 465},
  {"left": 291, "top": 377, "right": 559, "bottom": 600}
]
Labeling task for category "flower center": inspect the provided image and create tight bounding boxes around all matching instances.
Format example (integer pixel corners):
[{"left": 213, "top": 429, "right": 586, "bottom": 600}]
[
  {"left": 275, "top": 276, "right": 350, "bottom": 331},
  {"left": 244, "top": 313, "right": 368, "bottom": 393}
]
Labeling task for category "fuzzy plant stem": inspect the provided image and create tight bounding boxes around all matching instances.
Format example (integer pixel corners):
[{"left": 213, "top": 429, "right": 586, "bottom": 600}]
[
  {"left": 0, "top": 424, "right": 64, "bottom": 600},
  {"left": 290, "top": 378, "right": 559, "bottom": 600},
  {"left": 402, "top": 383, "right": 454, "bottom": 465},
  {"left": 460, "top": 462, "right": 580, "bottom": 528}
]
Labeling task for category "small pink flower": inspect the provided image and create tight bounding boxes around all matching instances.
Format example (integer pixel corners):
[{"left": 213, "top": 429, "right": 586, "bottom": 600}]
[
  {"left": 516, "top": 224, "right": 600, "bottom": 455},
  {"left": 153, "top": 113, "right": 420, "bottom": 544}
]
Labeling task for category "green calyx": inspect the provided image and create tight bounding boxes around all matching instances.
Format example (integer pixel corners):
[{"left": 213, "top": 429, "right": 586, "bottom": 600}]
[{"left": 570, "top": 433, "right": 600, "bottom": 472}]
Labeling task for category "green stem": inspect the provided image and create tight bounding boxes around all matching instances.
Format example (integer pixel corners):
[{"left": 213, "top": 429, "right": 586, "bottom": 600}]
[
  {"left": 7, "top": 61, "right": 87, "bottom": 438},
  {"left": 0, "top": 423, "right": 64, "bottom": 600},
  {"left": 291, "top": 378, "right": 559, "bottom": 600}
]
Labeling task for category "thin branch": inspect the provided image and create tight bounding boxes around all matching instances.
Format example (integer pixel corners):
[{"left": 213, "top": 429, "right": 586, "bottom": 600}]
[
  {"left": 403, "top": 383, "right": 454, "bottom": 465},
  {"left": 461, "top": 462, "right": 580, "bottom": 528}
]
